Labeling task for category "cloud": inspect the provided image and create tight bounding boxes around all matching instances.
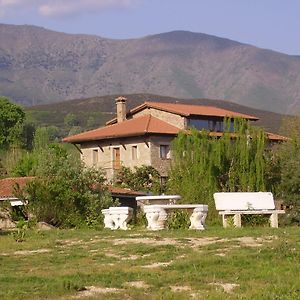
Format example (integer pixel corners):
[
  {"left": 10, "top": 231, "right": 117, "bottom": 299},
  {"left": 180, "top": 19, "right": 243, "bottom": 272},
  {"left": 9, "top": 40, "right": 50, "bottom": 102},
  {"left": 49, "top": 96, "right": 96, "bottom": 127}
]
[
  {"left": 39, "top": 0, "right": 137, "bottom": 17},
  {"left": 0, "top": 0, "right": 138, "bottom": 18}
]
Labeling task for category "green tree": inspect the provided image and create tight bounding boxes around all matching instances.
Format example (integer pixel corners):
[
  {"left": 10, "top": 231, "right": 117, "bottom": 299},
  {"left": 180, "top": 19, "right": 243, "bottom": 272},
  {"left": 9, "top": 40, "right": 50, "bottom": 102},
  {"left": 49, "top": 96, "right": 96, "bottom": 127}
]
[
  {"left": 64, "top": 113, "right": 79, "bottom": 128},
  {"left": 114, "top": 165, "right": 161, "bottom": 194},
  {"left": 276, "top": 116, "right": 300, "bottom": 224},
  {"left": 24, "top": 144, "right": 113, "bottom": 228},
  {"left": 0, "top": 96, "right": 25, "bottom": 148},
  {"left": 68, "top": 125, "right": 82, "bottom": 136},
  {"left": 168, "top": 119, "right": 268, "bottom": 219}
]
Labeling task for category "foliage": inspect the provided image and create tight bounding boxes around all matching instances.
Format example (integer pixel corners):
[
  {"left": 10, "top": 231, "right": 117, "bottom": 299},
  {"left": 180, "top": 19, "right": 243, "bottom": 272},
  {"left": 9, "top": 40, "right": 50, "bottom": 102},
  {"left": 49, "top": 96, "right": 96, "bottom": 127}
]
[
  {"left": 68, "top": 125, "right": 83, "bottom": 136},
  {"left": 133, "top": 209, "right": 148, "bottom": 227},
  {"left": 273, "top": 115, "right": 300, "bottom": 224},
  {"left": 277, "top": 139, "right": 300, "bottom": 224},
  {"left": 241, "top": 215, "right": 270, "bottom": 227},
  {"left": 0, "top": 157, "right": 8, "bottom": 178},
  {"left": 12, "top": 152, "right": 37, "bottom": 177},
  {"left": 23, "top": 144, "right": 113, "bottom": 228},
  {"left": 166, "top": 210, "right": 190, "bottom": 229},
  {"left": 20, "top": 121, "right": 36, "bottom": 150},
  {"left": 64, "top": 113, "right": 79, "bottom": 128},
  {"left": 0, "top": 147, "right": 25, "bottom": 176},
  {"left": 168, "top": 119, "right": 268, "bottom": 219},
  {"left": 114, "top": 165, "right": 161, "bottom": 193},
  {"left": 11, "top": 220, "right": 28, "bottom": 242},
  {"left": 0, "top": 96, "right": 25, "bottom": 149}
]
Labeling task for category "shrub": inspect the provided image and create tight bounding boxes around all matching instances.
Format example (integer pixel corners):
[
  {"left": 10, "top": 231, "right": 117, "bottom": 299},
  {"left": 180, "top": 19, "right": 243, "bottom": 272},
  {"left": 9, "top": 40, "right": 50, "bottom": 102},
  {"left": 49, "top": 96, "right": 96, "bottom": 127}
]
[
  {"left": 114, "top": 165, "right": 161, "bottom": 194},
  {"left": 167, "top": 210, "right": 190, "bottom": 230},
  {"left": 24, "top": 144, "right": 113, "bottom": 228}
]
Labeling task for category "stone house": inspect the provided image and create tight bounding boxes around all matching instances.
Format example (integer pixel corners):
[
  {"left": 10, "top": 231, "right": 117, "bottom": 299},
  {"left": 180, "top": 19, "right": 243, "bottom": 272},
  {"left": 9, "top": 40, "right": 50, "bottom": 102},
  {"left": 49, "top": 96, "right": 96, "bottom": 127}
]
[{"left": 63, "top": 97, "right": 285, "bottom": 183}]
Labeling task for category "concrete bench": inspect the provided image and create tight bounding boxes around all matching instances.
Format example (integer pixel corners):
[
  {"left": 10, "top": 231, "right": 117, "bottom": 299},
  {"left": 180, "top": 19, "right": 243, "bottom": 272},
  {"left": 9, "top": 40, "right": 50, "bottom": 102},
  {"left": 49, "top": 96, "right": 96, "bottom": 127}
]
[
  {"left": 101, "top": 207, "right": 133, "bottom": 230},
  {"left": 213, "top": 192, "right": 285, "bottom": 228},
  {"left": 143, "top": 204, "right": 208, "bottom": 231}
]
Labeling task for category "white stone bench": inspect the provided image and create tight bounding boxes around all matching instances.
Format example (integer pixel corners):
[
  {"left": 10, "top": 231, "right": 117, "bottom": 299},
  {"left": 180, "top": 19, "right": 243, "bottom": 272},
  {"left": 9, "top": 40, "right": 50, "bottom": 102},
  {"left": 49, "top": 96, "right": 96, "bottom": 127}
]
[
  {"left": 143, "top": 204, "right": 208, "bottom": 231},
  {"left": 101, "top": 207, "right": 133, "bottom": 230},
  {"left": 213, "top": 192, "right": 285, "bottom": 228}
]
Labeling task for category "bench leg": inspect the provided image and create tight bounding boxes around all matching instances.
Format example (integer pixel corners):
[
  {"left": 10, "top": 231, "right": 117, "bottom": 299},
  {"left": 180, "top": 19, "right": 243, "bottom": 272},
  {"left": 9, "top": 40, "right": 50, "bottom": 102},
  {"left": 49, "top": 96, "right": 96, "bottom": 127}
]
[
  {"left": 270, "top": 213, "right": 279, "bottom": 228},
  {"left": 189, "top": 210, "right": 207, "bottom": 230},
  {"left": 234, "top": 214, "right": 242, "bottom": 227},
  {"left": 145, "top": 208, "right": 168, "bottom": 230},
  {"left": 104, "top": 215, "right": 114, "bottom": 229},
  {"left": 222, "top": 215, "right": 228, "bottom": 228},
  {"left": 222, "top": 214, "right": 241, "bottom": 228}
]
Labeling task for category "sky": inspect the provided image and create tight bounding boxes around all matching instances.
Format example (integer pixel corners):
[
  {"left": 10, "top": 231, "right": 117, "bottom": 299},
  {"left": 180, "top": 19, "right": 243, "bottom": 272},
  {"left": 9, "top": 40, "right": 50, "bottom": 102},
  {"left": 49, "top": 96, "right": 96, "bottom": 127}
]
[{"left": 0, "top": 0, "right": 300, "bottom": 55}]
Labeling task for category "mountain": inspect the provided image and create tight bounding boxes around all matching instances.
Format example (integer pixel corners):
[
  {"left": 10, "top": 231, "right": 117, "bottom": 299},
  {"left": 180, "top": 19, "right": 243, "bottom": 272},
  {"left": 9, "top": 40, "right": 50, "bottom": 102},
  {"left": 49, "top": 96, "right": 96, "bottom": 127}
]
[
  {"left": 26, "top": 93, "right": 287, "bottom": 134},
  {"left": 1, "top": 24, "right": 300, "bottom": 114}
]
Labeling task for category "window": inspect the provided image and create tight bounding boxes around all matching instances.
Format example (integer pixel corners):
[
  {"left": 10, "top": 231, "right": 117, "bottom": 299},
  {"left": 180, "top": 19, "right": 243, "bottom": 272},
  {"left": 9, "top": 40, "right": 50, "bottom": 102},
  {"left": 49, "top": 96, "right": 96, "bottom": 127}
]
[
  {"left": 188, "top": 118, "right": 234, "bottom": 132},
  {"left": 160, "top": 145, "right": 170, "bottom": 159},
  {"left": 132, "top": 145, "right": 138, "bottom": 160},
  {"left": 92, "top": 149, "right": 98, "bottom": 166},
  {"left": 113, "top": 147, "right": 121, "bottom": 169}
]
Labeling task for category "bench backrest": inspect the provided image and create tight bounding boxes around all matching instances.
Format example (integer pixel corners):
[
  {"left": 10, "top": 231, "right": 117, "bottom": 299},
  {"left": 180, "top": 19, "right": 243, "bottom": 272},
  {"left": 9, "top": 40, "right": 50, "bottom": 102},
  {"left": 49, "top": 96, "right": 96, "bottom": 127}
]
[{"left": 214, "top": 192, "right": 275, "bottom": 211}]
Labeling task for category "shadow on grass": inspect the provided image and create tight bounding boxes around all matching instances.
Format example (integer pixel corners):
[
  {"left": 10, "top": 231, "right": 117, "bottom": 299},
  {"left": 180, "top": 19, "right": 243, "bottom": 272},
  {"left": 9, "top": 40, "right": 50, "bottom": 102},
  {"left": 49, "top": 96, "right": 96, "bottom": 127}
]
[{"left": 0, "top": 229, "right": 13, "bottom": 236}]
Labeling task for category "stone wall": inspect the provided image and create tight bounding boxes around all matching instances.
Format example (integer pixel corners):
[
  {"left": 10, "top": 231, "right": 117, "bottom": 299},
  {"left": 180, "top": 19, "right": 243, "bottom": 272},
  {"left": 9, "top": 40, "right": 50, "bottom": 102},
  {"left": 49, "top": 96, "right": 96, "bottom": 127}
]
[
  {"left": 149, "top": 135, "right": 173, "bottom": 177},
  {"left": 80, "top": 135, "right": 175, "bottom": 181},
  {"left": 81, "top": 137, "right": 152, "bottom": 182},
  {"left": 132, "top": 108, "right": 186, "bottom": 129}
]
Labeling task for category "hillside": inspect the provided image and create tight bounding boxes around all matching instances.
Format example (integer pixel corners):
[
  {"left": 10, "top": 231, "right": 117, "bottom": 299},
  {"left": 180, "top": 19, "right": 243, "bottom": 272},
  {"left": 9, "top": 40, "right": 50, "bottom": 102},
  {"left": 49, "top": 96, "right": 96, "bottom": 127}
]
[
  {"left": 26, "top": 93, "right": 286, "bottom": 134},
  {"left": 1, "top": 24, "right": 300, "bottom": 114}
]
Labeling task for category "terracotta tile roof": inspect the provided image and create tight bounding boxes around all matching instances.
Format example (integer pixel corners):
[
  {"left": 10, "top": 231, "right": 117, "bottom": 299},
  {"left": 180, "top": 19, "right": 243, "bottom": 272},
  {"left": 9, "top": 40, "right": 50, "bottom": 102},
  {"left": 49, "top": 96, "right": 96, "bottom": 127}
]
[
  {"left": 265, "top": 132, "right": 289, "bottom": 142},
  {"left": 108, "top": 186, "right": 146, "bottom": 196},
  {"left": 207, "top": 131, "right": 287, "bottom": 141},
  {"left": 63, "top": 115, "right": 180, "bottom": 143},
  {"left": 106, "top": 101, "right": 259, "bottom": 125},
  {"left": 0, "top": 177, "right": 34, "bottom": 199}
]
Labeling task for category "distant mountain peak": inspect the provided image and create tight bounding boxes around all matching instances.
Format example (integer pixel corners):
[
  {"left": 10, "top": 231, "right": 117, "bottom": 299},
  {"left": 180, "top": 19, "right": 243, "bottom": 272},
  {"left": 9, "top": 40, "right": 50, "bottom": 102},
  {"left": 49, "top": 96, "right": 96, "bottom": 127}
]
[{"left": 0, "top": 23, "right": 300, "bottom": 115}]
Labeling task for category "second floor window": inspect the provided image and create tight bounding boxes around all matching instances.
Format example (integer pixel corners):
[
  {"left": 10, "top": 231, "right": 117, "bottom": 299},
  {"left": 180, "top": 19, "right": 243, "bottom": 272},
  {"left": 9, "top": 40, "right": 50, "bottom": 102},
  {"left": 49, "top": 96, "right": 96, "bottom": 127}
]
[
  {"left": 92, "top": 149, "right": 98, "bottom": 166},
  {"left": 113, "top": 147, "right": 121, "bottom": 169},
  {"left": 160, "top": 145, "right": 170, "bottom": 159},
  {"left": 132, "top": 145, "right": 138, "bottom": 160},
  {"left": 187, "top": 118, "right": 231, "bottom": 132}
]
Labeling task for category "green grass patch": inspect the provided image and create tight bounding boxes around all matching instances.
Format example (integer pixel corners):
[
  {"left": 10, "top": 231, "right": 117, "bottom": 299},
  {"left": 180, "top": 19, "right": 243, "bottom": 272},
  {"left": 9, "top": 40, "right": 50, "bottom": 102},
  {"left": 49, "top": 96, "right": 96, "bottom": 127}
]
[{"left": 0, "top": 227, "right": 299, "bottom": 299}]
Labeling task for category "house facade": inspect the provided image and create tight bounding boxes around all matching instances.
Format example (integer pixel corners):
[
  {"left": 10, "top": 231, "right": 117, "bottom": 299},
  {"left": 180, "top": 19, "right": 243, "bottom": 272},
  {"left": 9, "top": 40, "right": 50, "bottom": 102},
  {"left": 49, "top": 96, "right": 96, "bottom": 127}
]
[{"left": 63, "top": 97, "right": 285, "bottom": 182}]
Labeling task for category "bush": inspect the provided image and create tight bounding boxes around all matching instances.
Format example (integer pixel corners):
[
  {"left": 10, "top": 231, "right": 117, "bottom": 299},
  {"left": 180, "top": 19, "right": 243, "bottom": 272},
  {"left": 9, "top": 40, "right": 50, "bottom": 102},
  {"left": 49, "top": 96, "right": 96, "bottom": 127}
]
[
  {"left": 24, "top": 144, "right": 113, "bottom": 228},
  {"left": 114, "top": 165, "right": 161, "bottom": 194},
  {"left": 167, "top": 210, "right": 190, "bottom": 229}
]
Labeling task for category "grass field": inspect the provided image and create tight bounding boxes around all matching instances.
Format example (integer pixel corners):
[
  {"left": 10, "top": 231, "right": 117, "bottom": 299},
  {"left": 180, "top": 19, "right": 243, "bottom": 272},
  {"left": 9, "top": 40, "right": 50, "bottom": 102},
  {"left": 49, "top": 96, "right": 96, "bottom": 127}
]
[{"left": 1, "top": 226, "right": 300, "bottom": 299}]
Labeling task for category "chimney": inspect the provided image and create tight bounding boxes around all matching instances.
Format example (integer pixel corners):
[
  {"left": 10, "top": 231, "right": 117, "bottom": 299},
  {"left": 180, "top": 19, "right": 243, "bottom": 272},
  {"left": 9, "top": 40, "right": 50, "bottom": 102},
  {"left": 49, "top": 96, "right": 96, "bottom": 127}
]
[{"left": 115, "top": 96, "right": 127, "bottom": 123}]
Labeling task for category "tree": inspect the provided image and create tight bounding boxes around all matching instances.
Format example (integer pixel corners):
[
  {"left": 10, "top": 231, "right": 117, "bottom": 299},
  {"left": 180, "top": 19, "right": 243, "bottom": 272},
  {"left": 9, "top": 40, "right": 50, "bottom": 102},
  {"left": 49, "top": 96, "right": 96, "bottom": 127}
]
[
  {"left": 114, "top": 165, "right": 161, "bottom": 194},
  {"left": 24, "top": 144, "right": 113, "bottom": 228},
  {"left": 0, "top": 96, "right": 25, "bottom": 148},
  {"left": 64, "top": 113, "right": 79, "bottom": 128},
  {"left": 275, "top": 116, "right": 300, "bottom": 224},
  {"left": 168, "top": 119, "right": 268, "bottom": 219}
]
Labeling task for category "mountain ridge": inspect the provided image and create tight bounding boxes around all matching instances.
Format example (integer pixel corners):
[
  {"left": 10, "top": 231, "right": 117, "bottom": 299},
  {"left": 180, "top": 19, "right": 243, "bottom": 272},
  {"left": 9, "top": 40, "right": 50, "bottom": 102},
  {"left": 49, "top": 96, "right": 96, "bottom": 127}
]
[
  {"left": 1, "top": 24, "right": 300, "bottom": 114},
  {"left": 26, "top": 93, "right": 287, "bottom": 134}
]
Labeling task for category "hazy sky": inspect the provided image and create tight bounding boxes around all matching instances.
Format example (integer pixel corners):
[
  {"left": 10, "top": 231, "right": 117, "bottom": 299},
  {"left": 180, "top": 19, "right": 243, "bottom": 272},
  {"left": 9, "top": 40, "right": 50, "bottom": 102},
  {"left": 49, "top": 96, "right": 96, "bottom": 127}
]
[{"left": 0, "top": 0, "right": 299, "bottom": 55}]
